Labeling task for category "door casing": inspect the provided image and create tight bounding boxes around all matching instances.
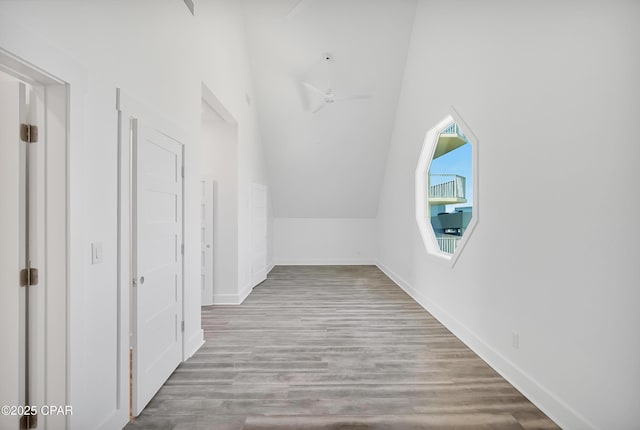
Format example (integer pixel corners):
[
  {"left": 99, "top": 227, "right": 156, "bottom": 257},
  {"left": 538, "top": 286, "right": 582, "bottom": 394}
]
[
  {"left": 0, "top": 49, "right": 68, "bottom": 430},
  {"left": 117, "top": 89, "right": 187, "bottom": 418}
]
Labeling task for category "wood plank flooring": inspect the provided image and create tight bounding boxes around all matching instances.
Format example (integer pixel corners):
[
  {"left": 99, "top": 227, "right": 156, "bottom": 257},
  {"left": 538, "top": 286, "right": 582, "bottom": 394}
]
[{"left": 125, "top": 265, "right": 559, "bottom": 430}]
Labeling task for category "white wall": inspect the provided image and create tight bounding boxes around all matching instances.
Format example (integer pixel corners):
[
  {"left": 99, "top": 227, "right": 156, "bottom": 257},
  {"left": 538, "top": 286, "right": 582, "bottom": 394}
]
[
  {"left": 377, "top": 1, "right": 640, "bottom": 429},
  {"left": 274, "top": 218, "right": 376, "bottom": 265},
  {"left": 0, "top": 1, "right": 269, "bottom": 428}
]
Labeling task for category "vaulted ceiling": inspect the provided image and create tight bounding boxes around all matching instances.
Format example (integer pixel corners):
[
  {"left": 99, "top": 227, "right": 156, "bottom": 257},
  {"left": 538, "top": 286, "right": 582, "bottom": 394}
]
[{"left": 243, "top": 0, "right": 417, "bottom": 218}]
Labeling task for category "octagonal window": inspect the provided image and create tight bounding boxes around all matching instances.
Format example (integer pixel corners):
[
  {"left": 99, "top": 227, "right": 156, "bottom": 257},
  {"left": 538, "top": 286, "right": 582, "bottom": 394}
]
[{"left": 416, "top": 115, "right": 477, "bottom": 264}]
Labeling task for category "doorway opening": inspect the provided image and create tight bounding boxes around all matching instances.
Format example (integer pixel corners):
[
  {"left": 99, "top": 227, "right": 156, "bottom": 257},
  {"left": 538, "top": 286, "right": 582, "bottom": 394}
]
[
  {"left": 200, "top": 84, "right": 239, "bottom": 305},
  {"left": 0, "top": 50, "right": 68, "bottom": 429},
  {"left": 199, "top": 176, "right": 215, "bottom": 306}
]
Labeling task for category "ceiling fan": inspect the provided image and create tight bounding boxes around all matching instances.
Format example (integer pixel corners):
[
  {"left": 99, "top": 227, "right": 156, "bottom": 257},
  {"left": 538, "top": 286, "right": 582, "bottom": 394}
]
[{"left": 303, "top": 82, "right": 372, "bottom": 113}]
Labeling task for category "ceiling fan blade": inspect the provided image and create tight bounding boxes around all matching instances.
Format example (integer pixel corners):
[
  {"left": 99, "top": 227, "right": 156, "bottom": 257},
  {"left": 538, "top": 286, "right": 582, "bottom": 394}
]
[
  {"left": 286, "top": 0, "right": 314, "bottom": 18},
  {"left": 333, "top": 94, "right": 372, "bottom": 102},
  {"left": 303, "top": 82, "right": 328, "bottom": 98},
  {"left": 311, "top": 103, "right": 326, "bottom": 114}
]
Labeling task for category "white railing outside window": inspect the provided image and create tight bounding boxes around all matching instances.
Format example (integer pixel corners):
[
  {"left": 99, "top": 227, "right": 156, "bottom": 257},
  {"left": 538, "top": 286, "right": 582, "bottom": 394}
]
[
  {"left": 440, "top": 123, "right": 465, "bottom": 137},
  {"left": 429, "top": 174, "right": 466, "bottom": 200},
  {"left": 437, "top": 236, "right": 461, "bottom": 254}
]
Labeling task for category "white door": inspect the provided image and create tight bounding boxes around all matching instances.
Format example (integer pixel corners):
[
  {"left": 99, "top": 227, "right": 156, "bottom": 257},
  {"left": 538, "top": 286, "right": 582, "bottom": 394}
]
[
  {"left": 251, "top": 184, "right": 268, "bottom": 286},
  {"left": 132, "top": 119, "right": 183, "bottom": 415},
  {"left": 200, "top": 179, "right": 214, "bottom": 306},
  {"left": 0, "top": 72, "right": 23, "bottom": 430}
]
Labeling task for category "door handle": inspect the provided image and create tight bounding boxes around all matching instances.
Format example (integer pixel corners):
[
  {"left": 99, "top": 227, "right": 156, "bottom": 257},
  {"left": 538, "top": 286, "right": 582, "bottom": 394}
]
[{"left": 139, "top": 276, "right": 145, "bottom": 285}]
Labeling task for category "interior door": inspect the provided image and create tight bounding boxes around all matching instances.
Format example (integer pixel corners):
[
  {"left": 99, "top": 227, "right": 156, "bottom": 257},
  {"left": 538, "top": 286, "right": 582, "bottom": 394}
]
[
  {"left": 200, "top": 179, "right": 213, "bottom": 306},
  {"left": 132, "top": 118, "right": 183, "bottom": 415},
  {"left": 0, "top": 72, "right": 22, "bottom": 430}
]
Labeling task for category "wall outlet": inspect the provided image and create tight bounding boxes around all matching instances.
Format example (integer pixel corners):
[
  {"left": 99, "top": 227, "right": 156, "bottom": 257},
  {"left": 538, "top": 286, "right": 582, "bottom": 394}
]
[
  {"left": 511, "top": 331, "right": 520, "bottom": 350},
  {"left": 91, "top": 242, "right": 103, "bottom": 264}
]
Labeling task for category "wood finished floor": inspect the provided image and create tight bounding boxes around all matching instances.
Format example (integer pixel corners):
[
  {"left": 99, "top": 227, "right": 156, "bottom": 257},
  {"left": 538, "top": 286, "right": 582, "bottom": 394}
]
[{"left": 125, "top": 265, "right": 560, "bottom": 430}]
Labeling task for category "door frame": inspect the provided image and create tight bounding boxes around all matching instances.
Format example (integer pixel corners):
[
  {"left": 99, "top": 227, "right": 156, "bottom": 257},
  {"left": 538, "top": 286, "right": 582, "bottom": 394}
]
[
  {"left": 0, "top": 48, "right": 69, "bottom": 429},
  {"left": 201, "top": 82, "right": 240, "bottom": 306},
  {"left": 116, "top": 89, "right": 187, "bottom": 418}
]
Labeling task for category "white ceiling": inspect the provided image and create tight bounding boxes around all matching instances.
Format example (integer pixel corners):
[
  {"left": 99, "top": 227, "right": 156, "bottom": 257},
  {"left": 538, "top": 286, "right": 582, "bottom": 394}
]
[{"left": 243, "top": 0, "right": 417, "bottom": 218}]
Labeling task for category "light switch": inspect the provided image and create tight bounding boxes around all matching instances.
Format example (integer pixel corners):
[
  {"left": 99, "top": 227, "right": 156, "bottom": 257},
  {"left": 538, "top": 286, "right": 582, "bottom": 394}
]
[{"left": 92, "top": 242, "right": 103, "bottom": 264}]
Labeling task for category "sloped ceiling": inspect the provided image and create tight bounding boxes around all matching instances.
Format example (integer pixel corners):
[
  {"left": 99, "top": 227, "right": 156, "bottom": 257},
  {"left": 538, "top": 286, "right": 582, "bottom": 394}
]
[{"left": 243, "top": 0, "right": 417, "bottom": 218}]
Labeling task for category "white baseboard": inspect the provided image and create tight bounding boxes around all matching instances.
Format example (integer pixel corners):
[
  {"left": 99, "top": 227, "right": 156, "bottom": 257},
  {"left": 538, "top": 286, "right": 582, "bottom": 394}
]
[
  {"left": 96, "top": 409, "right": 128, "bottom": 430},
  {"left": 239, "top": 282, "right": 254, "bottom": 304},
  {"left": 212, "top": 293, "right": 241, "bottom": 305},
  {"left": 266, "top": 263, "right": 275, "bottom": 274},
  {"left": 376, "top": 261, "right": 596, "bottom": 430},
  {"left": 212, "top": 283, "right": 256, "bottom": 306},
  {"left": 274, "top": 259, "right": 376, "bottom": 266},
  {"left": 185, "top": 328, "right": 204, "bottom": 359}
]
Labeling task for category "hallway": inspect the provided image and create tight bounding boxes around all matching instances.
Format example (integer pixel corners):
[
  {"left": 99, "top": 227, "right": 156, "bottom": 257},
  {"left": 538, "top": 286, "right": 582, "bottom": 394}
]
[{"left": 126, "top": 266, "right": 558, "bottom": 429}]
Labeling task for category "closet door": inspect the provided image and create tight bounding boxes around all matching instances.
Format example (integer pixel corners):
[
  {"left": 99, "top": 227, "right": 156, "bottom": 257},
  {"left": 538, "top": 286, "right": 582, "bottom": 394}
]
[{"left": 131, "top": 119, "right": 184, "bottom": 416}]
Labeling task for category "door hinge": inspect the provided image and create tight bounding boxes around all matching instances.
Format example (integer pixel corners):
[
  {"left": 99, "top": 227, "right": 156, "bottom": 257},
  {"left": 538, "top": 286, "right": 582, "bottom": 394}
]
[
  {"left": 20, "top": 413, "right": 37, "bottom": 429},
  {"left": 181, "top": 321, "right": 185, "bottom": 332},
  {"left": 20, "top": 123, "right": 38, "bottom": 143},
  {"left": 181, "top": 166, "right": 184, "bottom": 178},
  {"left": 181, "top": 243, "right": 184, "bottom": 255},
  {"left": 20, "top": 268, "right": 39, "bottom": 287}
]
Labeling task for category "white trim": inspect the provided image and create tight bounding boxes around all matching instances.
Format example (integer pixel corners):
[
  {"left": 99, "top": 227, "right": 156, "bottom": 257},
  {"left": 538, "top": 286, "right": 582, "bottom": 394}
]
[
  {"left": 212, "top": 283, "right": 254, "bottom": 305},
  {"left": 209, "top": 272, "right": 270, "bottom": 306},
  {"left": 376, "top": 261, "right": 596, "bottom": 430},
  {"left": 181, "top": 144, "right": 188, "bottom": 360},
  {"left": 251, "top": 273, "right": 267, "bottom": 288},
  {"left": 201, "top": 82, "right": 237, "bottom": 125},
  {"left": 95, "top": 411, "right": 126, "bottom": 430},
  {"left": 115, "top": 96, "right": 132, "bottom": 428},
  {"left": 414, "top": 110, "right": 479, "bottom": 268},
  {"left": 274, "top": 260, "right": 377, "bottom": 266},
  {"left": 185, "top": 330, "right": 204, "bottom": 360},
  {"left": 212, "top": 293, "right": 243, "bottom": 305},
  {"left": 239, "top": 282, "right": 253, "bottom": 304},
  {"left": 266, "top": 263, "right": 275, "bottom": 275},
  {"left": 116, "top": 89, "right": 189, "bottom": 147}
]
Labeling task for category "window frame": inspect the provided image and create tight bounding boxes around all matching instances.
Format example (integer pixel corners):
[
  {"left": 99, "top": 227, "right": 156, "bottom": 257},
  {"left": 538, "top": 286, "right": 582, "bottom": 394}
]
[{"left": 415, "top": 113, "right": 479, "bottom": 267}]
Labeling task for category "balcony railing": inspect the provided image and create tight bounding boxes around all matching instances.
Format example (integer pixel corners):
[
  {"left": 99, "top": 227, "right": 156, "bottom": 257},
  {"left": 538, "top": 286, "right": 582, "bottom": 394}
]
[
  {"left": 441, "top": 123, "right": 465, "bottom": 137},
  {"left": 429, "top": 174, "right": 466, "bottom": 200},
  {"left": 437, "top": 235, "right": 461, "bottom": 254}
]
